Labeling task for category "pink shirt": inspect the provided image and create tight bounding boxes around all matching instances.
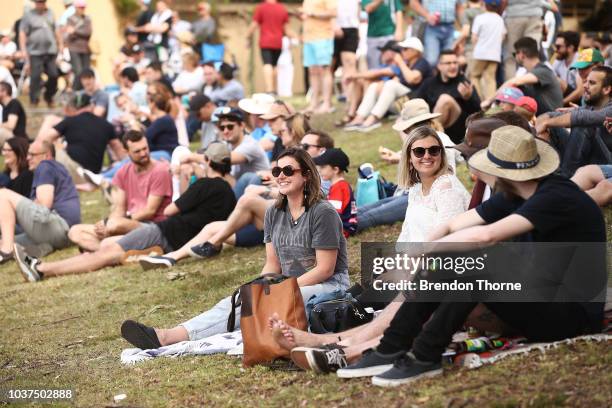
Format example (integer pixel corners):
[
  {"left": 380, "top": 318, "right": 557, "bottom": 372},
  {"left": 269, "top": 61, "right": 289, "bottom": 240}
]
[{"left": 112, "top": 160, "right": 172, "bottom": 222}]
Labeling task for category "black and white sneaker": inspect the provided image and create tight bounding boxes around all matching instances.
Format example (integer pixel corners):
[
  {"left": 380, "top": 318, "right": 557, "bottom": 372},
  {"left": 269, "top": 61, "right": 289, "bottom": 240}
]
[
  {"left": 188, "top": 241, "right": 221, "bottom": 259},
  {"left": 139, "top": 255, "right": 177, "bottom": 270},
  {"left": 291, "top": 346, "right": 347, "bottom": 374},
  {"left": 371, "top": 352, "right": 442, "bottom": 387},
  {"left": 14, "top": 244, "right": 41, "bottom": 282},
  {"left": 336, "top": 348, "right": 405, "bottom": 378}
]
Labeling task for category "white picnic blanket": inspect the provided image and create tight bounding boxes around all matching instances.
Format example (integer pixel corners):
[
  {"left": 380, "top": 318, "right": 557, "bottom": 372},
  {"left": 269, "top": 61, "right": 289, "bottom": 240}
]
[{"left": 120, "top": 331, "right": 243, "bottom": 365}]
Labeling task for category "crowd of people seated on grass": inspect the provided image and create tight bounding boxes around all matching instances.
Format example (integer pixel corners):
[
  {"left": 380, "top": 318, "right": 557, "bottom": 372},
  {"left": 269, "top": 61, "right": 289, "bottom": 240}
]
[{"left": 0, "top": 0, "right": 610, "bottom": 390}]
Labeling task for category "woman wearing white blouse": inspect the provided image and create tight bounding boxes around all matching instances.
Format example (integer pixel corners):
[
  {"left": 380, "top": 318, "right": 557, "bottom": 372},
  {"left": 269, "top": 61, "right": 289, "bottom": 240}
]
[{"left": 397, "top": 126, "right": 470, "bottom": 243}]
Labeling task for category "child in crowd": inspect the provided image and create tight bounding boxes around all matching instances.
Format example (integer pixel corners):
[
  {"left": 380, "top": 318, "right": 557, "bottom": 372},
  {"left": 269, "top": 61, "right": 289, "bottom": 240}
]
[{"left": 313, "top": 148, "right": 358, "bottom": 237}]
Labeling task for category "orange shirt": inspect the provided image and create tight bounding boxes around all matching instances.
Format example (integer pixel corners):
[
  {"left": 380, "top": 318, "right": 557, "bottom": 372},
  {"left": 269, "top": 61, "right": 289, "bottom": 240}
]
[{"left": 302, "top": 0, "right": 337, "bottom": 42}]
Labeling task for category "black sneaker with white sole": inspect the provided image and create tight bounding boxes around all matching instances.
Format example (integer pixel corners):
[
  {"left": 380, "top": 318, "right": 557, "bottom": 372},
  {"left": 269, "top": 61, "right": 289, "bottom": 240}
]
[
  {"left": 336, "top": 348, "right": 405, "bottom": 378},
  {"left": 188, "top": 241, "right": 221, "bottom": 259},
  {"left": 139, "top": 255, "right": 177, "bottom": 270},
  {"left": 291, "top": 346, "right": 347, "bottom": 374},
  {"left": 371, "top": 352, "right": 442, "bottom": 387},
  {"left": 14, "top": 245, "right": 41, "bottom": 282}
]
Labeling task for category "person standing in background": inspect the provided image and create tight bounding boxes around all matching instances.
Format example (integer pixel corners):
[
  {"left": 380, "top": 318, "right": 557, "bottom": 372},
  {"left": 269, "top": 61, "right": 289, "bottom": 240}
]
[
  {"left": 19, "top": 0, "right": 62, "bottom": 108},
  {"left": 363, "top": 0, "right": 403, "bottom": 69},
  {"left": 247, "top": 0, "right": 290, "bottom": 95},
  {"left": 65, "top": 0, "right": 92, "bottom": 91},
  {"left": 192, "top": 2, "right": 217, "bottom": 55},
  {"left": 333, "top": 0, "right": 360, "bottom": 125}
]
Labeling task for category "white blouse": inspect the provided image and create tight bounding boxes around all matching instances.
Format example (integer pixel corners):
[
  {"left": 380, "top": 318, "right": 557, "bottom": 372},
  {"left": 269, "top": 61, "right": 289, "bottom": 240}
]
[{"left": 398, "top": 174, "right": 471, "bottom": 243}]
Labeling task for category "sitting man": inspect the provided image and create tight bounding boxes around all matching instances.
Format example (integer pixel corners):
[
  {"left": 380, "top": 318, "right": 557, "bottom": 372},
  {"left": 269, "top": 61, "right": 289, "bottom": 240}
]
[
  {"left": 78, "top": 68, "right": 110, "bottom": 118},
  {"left": 208, "top": 63, "right": 245, "bottom": 107},
  {"left": 37, "top": 93, "right": 126, "bottom": 189},
  {"left": 15, "top": 142, "right": 237, "bottom": 282},
  {"left": 188, "top": 94, "right": 217, "bottom": 147},
  {"left": 0, "top": 141, "right": 80, "bottom": 263},
  {"left": 68, "top": 131, "right": 173, "bottom": 252},
  {"left": 346, "top": 37, "right": 431, "bottom": 132},
  {"left": 411, "top": 49, "right": 481, "bottom": 143},
  {"left": 0, "top": 81, "right": 27, "bottom": 143},
  {"left": 535, "top": 66, "right": 611, "bottom": 175}
]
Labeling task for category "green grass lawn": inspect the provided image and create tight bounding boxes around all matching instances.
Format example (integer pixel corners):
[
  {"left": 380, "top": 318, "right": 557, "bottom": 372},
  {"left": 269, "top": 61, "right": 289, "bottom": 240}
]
[{"left": 0, "top": 107, "right": 610, "bottom": 407}]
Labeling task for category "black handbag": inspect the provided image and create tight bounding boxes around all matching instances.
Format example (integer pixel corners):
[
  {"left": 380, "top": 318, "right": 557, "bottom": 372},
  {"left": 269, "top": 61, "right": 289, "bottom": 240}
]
[{"left": 309, "top": 297, "right": 373, "bottom": 334}]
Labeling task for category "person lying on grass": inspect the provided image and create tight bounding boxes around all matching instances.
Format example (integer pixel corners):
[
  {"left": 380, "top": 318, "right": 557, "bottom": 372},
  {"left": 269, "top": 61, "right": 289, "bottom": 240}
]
[
  {"left": 268, "top": 126, "right": 471, "bottom": 374},
  {"left": 119, "top": 147, "right": 349, "bottom": 350},
  {"left": 15, "top": 142, "right": 237, "bottom": 282},
  {"left": 286, "top": 126, "right": 606, "bottom": 387}
]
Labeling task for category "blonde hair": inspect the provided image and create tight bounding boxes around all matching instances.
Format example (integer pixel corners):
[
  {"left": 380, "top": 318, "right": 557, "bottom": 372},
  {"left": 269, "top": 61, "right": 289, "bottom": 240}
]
[
  {"left": 286, "top": 113, "right": 311, "bottom": 147},
  {"left": 397, "top": 126, "right": 450, "bottom": 188}
]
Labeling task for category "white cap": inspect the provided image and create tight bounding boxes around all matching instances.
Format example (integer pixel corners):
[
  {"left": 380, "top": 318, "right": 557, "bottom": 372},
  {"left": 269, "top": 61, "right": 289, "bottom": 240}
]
[{"left": 397, "top": 37, "right": 424, "bottom": 53}]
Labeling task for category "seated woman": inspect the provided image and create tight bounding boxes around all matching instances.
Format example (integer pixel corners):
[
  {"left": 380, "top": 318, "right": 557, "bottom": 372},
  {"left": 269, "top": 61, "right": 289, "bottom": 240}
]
[
  {"left": 121, "top": 147, "right": 350, "bottom": 349},
  {"left": 0, "top": 137, "right": 33, "bottom": 197},
  {"left": 338, "top": 126, "right": 606, "bottom": 386},
  {"left": 269, "top": 126, "right": 471, "bottom": 373}
]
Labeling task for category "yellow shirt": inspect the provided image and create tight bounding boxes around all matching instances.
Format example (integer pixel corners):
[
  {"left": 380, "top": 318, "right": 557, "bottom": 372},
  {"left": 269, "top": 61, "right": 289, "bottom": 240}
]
[{"left": 302, "top": 0, "right": 337, "bottom": 42}]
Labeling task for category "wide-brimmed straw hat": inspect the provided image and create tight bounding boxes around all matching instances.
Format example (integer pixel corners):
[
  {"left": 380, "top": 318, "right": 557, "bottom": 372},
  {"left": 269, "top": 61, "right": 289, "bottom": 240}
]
[
  {"left": 392, "top": 99, "right": 440, "bottom": 132},
  {"left": 238, "top": 93, "right": 275, "bottom": 115},
  {"left": 468, "top": 125, "right": 559, "bottom": 181},
  {"left": 260, "top": 101, "right": 296, "bottom": 120}
]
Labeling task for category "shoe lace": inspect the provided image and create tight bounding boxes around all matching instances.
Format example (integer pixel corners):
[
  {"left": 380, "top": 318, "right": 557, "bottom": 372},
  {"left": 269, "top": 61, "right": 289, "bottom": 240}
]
[
  {"left": 325, "top": 348, "right": 346, "bottom": 367},
  {"left": 393, "top": 353, "right": 414, "bottom": 369}
]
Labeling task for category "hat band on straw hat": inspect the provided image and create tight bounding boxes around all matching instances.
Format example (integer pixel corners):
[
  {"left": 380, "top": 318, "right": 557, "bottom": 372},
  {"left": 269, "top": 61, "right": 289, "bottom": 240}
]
[{"left": 486, "top": 151, "right": 540, "bottom": 170}]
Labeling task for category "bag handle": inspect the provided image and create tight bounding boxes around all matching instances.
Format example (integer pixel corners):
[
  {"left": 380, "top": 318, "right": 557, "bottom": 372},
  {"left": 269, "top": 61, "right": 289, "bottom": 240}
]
[{"left": 227, "top": 287, "right": 241, "bottom": 332}]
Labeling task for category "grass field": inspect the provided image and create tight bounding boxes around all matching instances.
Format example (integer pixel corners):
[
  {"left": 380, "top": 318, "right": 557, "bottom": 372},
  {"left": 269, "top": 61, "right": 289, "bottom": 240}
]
[{"left": 0, "top": 106, "right": 610, "bottom": 407}]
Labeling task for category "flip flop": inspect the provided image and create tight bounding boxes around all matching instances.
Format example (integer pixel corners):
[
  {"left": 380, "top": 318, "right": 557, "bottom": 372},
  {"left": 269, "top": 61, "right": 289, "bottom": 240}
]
[{"left": 120, "top": 320, "right": 162, "bottom": 350}]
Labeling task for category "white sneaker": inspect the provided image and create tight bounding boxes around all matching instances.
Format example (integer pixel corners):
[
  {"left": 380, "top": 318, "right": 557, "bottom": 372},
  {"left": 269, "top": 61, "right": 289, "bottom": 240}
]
[
  {"left": 14, "top": 244, "right": 41, "bottom": 282},
  {"left": 82, "top": 168, "right": 104, "bottom": 186}
]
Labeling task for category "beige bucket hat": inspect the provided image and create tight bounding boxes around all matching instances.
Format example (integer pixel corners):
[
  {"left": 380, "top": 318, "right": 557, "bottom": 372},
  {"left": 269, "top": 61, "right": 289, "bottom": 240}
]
[{"left": 392, "top": 99, "right": 441, "bottom": 132}]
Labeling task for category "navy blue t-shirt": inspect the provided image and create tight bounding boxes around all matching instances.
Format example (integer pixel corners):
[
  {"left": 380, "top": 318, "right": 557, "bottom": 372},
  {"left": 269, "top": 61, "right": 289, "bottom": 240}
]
[
  {"left": 31, "top": 160, "right": 81, "bottom": 227},
  {"left": 145, "top": 115, "right": 179, "bottom": 156},
  {"left": 390, "top": 57, "right": 431, "bottom": 90}
]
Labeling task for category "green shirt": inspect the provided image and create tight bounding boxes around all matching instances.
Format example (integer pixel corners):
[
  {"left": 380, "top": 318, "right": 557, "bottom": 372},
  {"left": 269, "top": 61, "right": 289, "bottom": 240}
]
[{"left": 363, "top": 0, "right": 403, "bottom": 38}]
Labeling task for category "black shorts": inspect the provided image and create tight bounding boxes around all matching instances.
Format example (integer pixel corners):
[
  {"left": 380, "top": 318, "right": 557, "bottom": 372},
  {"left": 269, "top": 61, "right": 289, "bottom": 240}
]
[
  {"left": 334, "top": 27, "right": 359, "bottom": 55},
  {"left": 260, "top": 48, "right": 282, "bottom": 66}
]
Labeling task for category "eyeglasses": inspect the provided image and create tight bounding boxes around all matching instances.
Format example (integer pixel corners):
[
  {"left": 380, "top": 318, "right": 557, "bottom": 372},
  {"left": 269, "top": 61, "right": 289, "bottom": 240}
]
[
  {"left": 301, "top": 143, "right": 321, "bottom": 150},
  {"left": 411, "top": 146, "right": 442, "bottom": 158},
  {"left": 218, "top": 124, "right": 235, "bottom": 132},
  {"left": 271, "top": 165, "right": 303, "bottom": 177}
]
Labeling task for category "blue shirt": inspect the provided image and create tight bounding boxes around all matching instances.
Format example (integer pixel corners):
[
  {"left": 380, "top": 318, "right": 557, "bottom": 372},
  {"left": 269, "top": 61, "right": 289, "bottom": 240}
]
[
  {"left": 31, "top": 160, "right": 81, "bottom": 227},
  {"left": 145, "top": 115, "right": 179, "bottom": 156},
  {"left": 423, "top": 0, "right": 463, "bottom": 24}
]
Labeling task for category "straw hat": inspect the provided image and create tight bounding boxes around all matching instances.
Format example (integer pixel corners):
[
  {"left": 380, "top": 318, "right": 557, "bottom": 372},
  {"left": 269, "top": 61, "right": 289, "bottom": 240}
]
[
  {"left": 260, "top": 101, "right": 296, "bottom": 120},
  {"left": 238, "top": 93, "right": 275, "bottom": 115},
  {"left": 468, "top": 125, "right": 559, "bottom": 181},
  {"left": 392, "top": 99, "right": 440, "bottom": 132}
]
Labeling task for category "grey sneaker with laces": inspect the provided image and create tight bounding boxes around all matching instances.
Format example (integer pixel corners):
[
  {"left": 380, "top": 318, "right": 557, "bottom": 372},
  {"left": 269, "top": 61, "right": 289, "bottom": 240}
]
[
  {"left": 14, "top": 244, "right": 41, "bottom": 282},
  {"left": 336, "top": 348, "right": 405, "bottom": 378},
  {"left": 371, "top": 351, "right": 442, "bottom": 387}
]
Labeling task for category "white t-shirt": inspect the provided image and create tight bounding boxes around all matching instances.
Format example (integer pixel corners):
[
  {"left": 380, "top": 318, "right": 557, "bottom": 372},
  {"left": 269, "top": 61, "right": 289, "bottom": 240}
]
[
  {"left": 0, "top": 41, "right": 17, "bottom": 58},
  {"left": 0, "top": 66, "right": 17, "bottom": 96},
  {"left": 172, "top": 67, "right": 205, "bottom": 95},
  {"left": 472, "top": 12, "right": 506, "bottom": 63},
  {"left": 336, "top": 0, "right": 360, "bottom": 28}
]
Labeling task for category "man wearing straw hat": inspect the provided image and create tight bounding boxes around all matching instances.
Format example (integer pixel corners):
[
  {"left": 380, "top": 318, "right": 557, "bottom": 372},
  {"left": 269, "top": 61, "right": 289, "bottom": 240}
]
[{"left": 340, "top": 126, "right": 606, "bottom": 387}]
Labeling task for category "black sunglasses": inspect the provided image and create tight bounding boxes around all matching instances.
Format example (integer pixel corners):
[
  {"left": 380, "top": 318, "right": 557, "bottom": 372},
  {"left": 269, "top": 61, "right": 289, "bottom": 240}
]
[
  {"left": 301, "top": 143, "right": 321, "bottom": 150},
  {"left": 411, "top": 146, "right": 442, "bottom": 158},
  {"left": 218, "top": 124, "right": 235, "bottom": 131},
  {"left": 271, "top": 165, "right": 303, "bottom": 177}
]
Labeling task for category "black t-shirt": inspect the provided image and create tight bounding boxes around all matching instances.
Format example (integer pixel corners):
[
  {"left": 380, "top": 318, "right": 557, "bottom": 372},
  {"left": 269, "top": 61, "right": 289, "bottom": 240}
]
[
  {"left": 271, "top": 137, "right": 285, "bottom": 162},
  {"left": 521, "top": 63, "right": 563, "bottom": 116},
  {"left": 135, "top": 9, "right": 153, "bottom": 43},
  {"left": 2, "top": 99, "right": 27, "bottom": 138},
  {"left": 53, "top": 112, "right": 117, "bottom": 172},
  {"left": 7, "top": 169, "right": 33, "bottom": 197},
  {"left": 156, "top": 177, "right": 237, "bottom": 250},
  {"left": 476, "top": 174, "right": 606, "bottom": 325},
  {"left": 145, "top": 115, "right": 178, "bottom": 155}
]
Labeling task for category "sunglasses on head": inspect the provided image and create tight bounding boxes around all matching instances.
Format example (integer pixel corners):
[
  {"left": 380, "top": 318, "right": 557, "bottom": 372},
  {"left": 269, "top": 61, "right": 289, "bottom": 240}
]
[
  {"left": 271, "top": 165, "right": 303, "bottom": 177},
  {"left": 218, "top": 123, "right": 235, "bottom": 131},
  {"left": 301, "top": 143, "right": 321, "bottom": 150},
  {"left": 411, "top": 146, "right": 442, "bottom": 158}
]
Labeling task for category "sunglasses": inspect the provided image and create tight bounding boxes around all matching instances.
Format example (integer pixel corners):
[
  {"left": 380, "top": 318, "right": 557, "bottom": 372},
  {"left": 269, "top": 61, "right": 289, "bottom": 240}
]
[
  {"left": 301, "top": 143, "right": 321, "bottom": 150},
  {"left": 271, "top": 165, "right": 303, "bottom": 177},
  {"left": 218, "top": 124, "right": 235, "bottom": 131},
  {"left": 411, "top": 146, "right": 442, "bottom": 158}
]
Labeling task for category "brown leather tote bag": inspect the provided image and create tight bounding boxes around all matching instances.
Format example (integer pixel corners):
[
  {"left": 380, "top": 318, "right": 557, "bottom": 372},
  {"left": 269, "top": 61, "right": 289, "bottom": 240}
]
[{"left": 227, "top": 273, "right": 307, "bottom": 367}]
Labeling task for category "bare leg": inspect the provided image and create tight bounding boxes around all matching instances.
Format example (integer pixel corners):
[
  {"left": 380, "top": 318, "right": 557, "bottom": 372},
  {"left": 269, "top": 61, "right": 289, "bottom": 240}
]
[
  {"left": 340, "top": 51, "right": 357, "bottom": 110},
  {"left": 433, "top": 93, "right": 462, "bottom": 129},
  {"left": 155, "top": 326, "right": 189, "bottom": 346},
  {"left": 262, "top": 64, "right": 275, "bottom": 94},
  {"left": 207, "top": 195, "right": 270, "bottom": 247},
  {"left": 571, "top": 164, "right": 604, "bottom": 190},
  {"left": 0, "top": 188, "right": 21, "bottom": 253},
  {"left": 344, "top": 336, "right": 382, "bottom": 362},
  {"left": 68, "top": 224, "right": 102, "bottom": 252},
  {"left": 317, "top": 65, "right": 333, "bottom": 113},
  {"left": 306, "top": 66, "right": 322, "bottom": 112},
  {"left": 164, "top": 221, "right": 233, "bottom": 261},
  {"left": 36, "top": 241, "right": 125, "bottom": 278},
  {"left": 587, "top": 179, "right": 612, "bottom": 206}
]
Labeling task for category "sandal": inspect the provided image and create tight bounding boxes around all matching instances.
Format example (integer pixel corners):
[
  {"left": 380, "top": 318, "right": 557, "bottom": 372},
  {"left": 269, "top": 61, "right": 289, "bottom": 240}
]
[{"left": 120, "top": 320, "right": 162, "bottom": 350}]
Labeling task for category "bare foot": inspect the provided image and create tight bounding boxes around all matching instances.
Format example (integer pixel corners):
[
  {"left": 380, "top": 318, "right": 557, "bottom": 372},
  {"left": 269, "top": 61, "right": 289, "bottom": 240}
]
[
  {"left": 268, "top": 313, "right": 296, "bottom": 351},
  {"left": 268, "top": 313, "right": 332, "bottom": 350}
]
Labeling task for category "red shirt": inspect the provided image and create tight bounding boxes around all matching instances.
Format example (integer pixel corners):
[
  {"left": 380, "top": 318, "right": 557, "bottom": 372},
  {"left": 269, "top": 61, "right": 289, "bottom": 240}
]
[
  {"left": 253, "top": 2, "right": 289, "bottom": 50},
  {"left": 327, "top": 179, "right": 358, "bottom": 238}
]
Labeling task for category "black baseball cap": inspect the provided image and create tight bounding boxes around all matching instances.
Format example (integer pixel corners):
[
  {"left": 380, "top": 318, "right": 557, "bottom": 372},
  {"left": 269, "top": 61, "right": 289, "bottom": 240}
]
[
  {"left": 313, "top": 148, "right": 350, "bottom": 172},
  {"left": 189, "top": 94, "right": 212, "bottom": 112},
  {"left": 215, "top": 106, "right": 244, "bottom": 122},
  {"left": 377, "top": 40, "right": 401, "bottom": 53}
]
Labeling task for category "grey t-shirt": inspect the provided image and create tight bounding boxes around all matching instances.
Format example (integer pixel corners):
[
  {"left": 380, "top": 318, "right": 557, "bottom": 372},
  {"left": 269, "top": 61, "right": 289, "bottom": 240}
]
[
  {"left": 230, "top": 135, "right": 270, "bottom": 179},
  {"left": 209, "top": 79, "right": 245, "bottom": 105},
  {"left": 523, "top": 63, "right": 563, "bottom": 115},
  {"left": 263, "top": 200, "right": 350, "bottom": 289},
  {"left": 505, "top": 0, "right": 548, "bottom": 18},
  {"left": 20, "top": 9, "right": 58, "bottom": 56}
]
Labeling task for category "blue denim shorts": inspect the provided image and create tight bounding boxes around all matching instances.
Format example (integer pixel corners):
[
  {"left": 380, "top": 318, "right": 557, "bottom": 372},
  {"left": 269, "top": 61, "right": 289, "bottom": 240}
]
[
  {"left": 303, "top": 39, "right": 333, "bottom": 67},
  {"left": 599, "top": 164, "right": 612, "bottom": 181}
]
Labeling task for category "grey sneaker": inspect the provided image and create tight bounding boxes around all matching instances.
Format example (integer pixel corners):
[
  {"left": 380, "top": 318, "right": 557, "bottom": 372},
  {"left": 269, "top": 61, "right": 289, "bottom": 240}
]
[
  {"left": 356, "top": 121, "right": 382, "bottom": 133},
  {"left": 139, "top": 255, "right": 177, "bottom": 270},
  {"left": 0, "top": 250, "right": 14, "bottom": 264},
  {"left": 188, "top": 241, "right": 221, "bottom": 259},
  {"left": 291, "top": 346, "right": 347, "bottom": 374},
  {"left": 336, "top": 348, "right": 405, "bottom": 378},
  {"left": 14, "top": 244, "right": 41, "bottom": 282},
  {"left": 371, "top": 352, "right": 442, "bottom": 387}
]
